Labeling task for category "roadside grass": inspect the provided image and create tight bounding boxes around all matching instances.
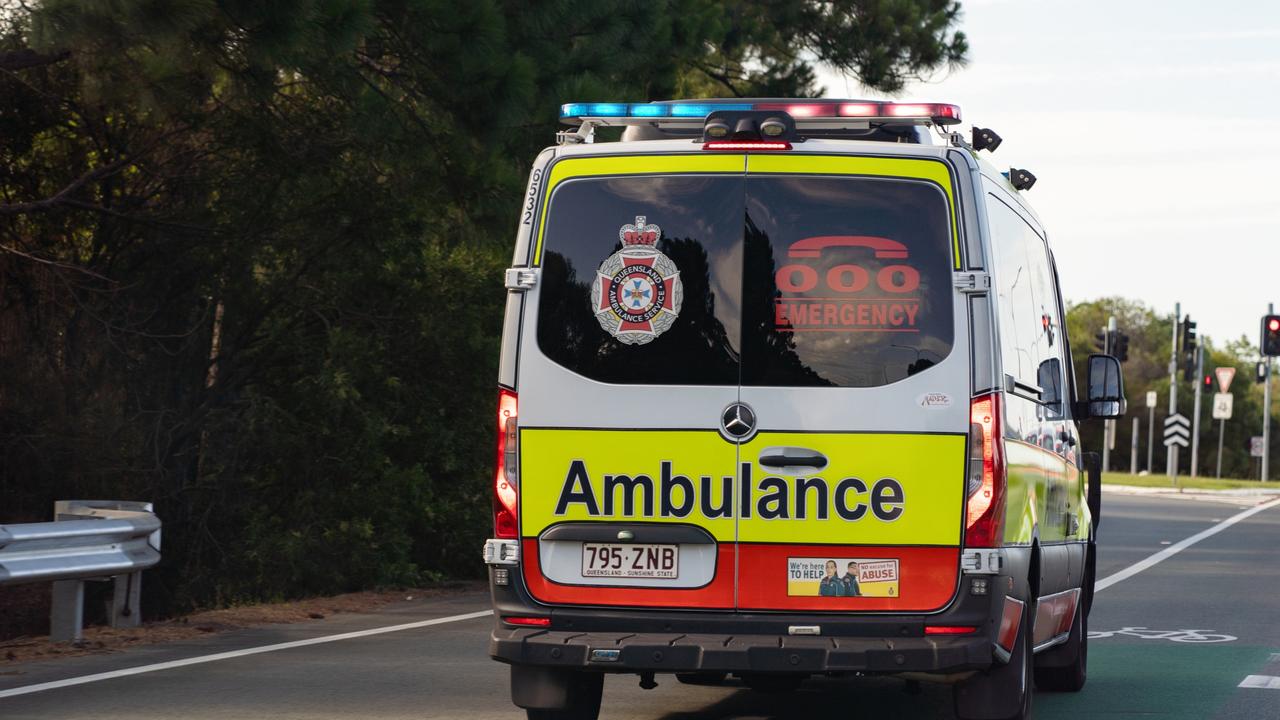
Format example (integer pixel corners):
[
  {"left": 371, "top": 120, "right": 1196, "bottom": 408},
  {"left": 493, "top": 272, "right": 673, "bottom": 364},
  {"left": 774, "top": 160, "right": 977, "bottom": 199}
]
[{"left": 1102, "top": 471, "right": 1280, "bottom": 491}]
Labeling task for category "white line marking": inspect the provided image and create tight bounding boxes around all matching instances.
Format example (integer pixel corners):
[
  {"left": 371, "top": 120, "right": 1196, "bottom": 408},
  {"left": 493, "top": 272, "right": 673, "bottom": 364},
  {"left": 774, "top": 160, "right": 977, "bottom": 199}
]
[
  {"left": 1096, "top": 497, "right": 1280, "bottom": 593},
  {"left": 0, "top": 609, "right": 492, "bottom": 700},
  {"left": 1239, "top": 675, "right": 1280, "bottom": 689}
]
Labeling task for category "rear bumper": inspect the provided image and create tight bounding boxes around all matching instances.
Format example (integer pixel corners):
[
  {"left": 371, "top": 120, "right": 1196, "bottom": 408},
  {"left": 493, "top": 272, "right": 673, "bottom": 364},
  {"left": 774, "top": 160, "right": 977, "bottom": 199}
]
[
  {"left": 486, "top": 543, "right": 1034, "bottom": 677},
  {"left": 491, "top": 627, "right": 993, "bottom": 674}
]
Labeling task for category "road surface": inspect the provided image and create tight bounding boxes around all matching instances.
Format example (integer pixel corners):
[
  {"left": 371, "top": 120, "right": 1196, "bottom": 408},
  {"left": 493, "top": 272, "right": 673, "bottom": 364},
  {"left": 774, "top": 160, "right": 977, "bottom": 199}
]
[{"left": 2, "top": 492, "right": 1278, "bottom": 719}]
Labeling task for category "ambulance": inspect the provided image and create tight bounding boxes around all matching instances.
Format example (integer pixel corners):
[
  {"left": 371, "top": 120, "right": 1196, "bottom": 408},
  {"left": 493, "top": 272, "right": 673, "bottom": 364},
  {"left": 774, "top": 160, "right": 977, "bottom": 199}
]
[{"left": 483, "top": 99, "right": 1126, "bottom": 720}]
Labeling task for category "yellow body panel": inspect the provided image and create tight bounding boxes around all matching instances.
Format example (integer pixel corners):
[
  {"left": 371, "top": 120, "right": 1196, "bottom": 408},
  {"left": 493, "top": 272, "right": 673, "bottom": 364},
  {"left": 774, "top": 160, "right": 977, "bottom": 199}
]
[
  {"left": 518, "top": 428, "right": 965, "bottom": 547},
  {"left": 737, "top": 432, "right": 965, "bottom": 546},
  {"left": 1002, "top": 439, "right": 1047, "bottom": 545},
  {"left": 519, "top": 428, "right": 737, "bottom": 541}
]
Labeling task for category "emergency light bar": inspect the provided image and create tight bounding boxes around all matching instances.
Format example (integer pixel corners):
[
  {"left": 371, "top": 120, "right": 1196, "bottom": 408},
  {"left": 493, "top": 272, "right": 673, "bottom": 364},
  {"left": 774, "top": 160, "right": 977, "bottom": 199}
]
[{"left": 559, "top": 100, "right": 961, "bottom": 127}]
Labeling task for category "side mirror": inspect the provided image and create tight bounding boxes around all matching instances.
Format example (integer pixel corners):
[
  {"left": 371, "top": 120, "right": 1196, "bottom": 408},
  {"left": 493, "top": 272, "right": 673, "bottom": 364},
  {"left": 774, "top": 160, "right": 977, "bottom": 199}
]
[{"left": 1083, "top": 354, "right": 1126, "bottom": 419}]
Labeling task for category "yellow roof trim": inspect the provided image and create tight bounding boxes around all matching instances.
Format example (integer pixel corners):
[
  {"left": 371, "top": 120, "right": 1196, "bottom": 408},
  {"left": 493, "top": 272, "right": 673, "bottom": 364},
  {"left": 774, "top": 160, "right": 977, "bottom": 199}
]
[{"left": 532, "top": 152, "right": 961, "bottom": 268}]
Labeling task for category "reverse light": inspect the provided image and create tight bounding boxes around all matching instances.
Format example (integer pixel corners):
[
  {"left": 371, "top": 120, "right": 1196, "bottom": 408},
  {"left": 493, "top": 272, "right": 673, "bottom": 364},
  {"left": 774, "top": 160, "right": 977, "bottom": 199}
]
[
  {"left": 966, "top": 393, "right": 1006, "bottom": 548},
  {"left": 494, "top": 388, "right": 519, "bottom": 539}
]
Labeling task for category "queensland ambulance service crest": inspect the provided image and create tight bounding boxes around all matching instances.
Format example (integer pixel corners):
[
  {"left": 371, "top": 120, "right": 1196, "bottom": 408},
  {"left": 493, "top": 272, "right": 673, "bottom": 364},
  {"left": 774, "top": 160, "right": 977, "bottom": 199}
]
[{"left": 590, "top": 216, "right": 683, "bottom": 344}]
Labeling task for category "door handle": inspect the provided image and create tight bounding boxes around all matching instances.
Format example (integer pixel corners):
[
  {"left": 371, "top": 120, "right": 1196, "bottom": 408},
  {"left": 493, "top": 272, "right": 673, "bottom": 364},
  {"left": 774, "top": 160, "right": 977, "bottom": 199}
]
[{"left": 758, "top": 447, "right": 828, "bottom": 471}]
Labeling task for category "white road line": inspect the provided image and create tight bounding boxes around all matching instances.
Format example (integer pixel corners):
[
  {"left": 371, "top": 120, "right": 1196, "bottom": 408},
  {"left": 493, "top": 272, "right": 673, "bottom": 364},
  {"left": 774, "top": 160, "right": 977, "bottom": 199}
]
[
  {"left": 1096, "top": 497, "right": 1280, "bottom": 593},
  {"left": 1239, "top": 675, "right": 1280, "bottom": 689},
  {"left": 0, "top": 609, "right": 492, "bottom": 700}
]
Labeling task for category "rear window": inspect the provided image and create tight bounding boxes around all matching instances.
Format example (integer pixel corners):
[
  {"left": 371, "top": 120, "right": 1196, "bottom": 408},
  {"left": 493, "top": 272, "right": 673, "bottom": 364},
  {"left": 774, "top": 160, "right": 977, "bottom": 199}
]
[
  {"left": 534, "top": 171, "right": 954, "bottom": 388},
  {"left": 741, "top": 176, "right": 954, "bottom": 387},
  {"left": 536, "top": 175, "right": 743, "bottom": 386}
]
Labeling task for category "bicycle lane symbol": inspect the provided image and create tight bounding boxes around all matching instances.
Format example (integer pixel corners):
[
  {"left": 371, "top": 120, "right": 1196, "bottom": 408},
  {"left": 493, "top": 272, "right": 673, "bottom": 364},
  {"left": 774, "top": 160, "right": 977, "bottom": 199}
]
[{"left": 1088, "top": 626, "right": 1238, "bottom": 643}]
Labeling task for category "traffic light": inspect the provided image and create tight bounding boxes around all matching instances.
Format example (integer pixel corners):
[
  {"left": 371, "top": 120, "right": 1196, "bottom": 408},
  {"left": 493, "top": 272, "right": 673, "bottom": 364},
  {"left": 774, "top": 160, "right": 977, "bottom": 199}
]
[
  {"left": 1114, "top": 331, "right": 1129, "bottom": 362},
  {"left": 1263, "top": 314, "right": 1280, "bottom": 357},
  {"left": 1180, "top": 315, "right": 1197, "bottom": 381},
  {"left": 1204, "top": 374, "right": 1213, "bottom": 388}
]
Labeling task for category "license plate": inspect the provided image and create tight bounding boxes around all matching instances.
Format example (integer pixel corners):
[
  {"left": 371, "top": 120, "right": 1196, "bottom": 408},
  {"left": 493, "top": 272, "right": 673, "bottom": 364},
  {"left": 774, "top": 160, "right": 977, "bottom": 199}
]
[{"left": 581, "top": 543, "right": 679, "bottom": 579}]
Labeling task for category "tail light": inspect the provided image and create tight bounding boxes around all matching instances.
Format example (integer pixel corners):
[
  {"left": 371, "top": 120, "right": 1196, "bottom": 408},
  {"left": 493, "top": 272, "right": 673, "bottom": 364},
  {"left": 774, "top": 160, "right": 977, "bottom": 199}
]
[
  {"left": 965, "top": 393, "right": 1006, "bottom": 547},
  {"left": 494, "top": 388, "right": 519, "bottom": 539}
]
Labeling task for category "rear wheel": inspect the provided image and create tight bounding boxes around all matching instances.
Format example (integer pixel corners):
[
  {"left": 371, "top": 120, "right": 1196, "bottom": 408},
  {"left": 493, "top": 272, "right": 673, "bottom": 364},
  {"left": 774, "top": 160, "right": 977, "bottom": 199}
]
[{"left": 954, "top": 601, "right": 1034, "bottom": 720}]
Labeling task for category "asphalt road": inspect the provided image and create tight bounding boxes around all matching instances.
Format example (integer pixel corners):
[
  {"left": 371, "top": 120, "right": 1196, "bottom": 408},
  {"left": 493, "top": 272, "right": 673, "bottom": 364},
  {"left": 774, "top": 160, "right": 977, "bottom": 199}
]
[{"left": 2, "top": 491, "right": 1278, "bottom": 719}]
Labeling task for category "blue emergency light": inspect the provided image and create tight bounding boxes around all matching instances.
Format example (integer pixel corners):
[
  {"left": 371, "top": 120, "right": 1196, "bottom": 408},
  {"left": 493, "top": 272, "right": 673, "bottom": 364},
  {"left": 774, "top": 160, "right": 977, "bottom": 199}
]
[{"left": 559, "top": 100, "right": 961, "bottom": 125}]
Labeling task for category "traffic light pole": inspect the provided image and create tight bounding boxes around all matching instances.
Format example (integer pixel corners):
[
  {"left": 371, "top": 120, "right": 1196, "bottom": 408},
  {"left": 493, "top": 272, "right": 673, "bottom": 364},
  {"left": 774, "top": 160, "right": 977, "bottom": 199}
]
[
  {"left": 1191, "top": 344, "right": 1204, "bottom": 477},
  {"left": 1264, "top": 302, "right": 1274, "bottom": 482},
  {"left": 1131, "top": 417, "right": 1139, "bottom": 474},
  {"left": 1147, "top": 398, "right": 1155, "bottom": 472},
  {"left": 1101, "top": 316, "right": 1116, "bottom": 473},
  {"left": 1216, "top": 416, "right": 1225, "bottom": 479},
  {"left": 1169, "top": 302, "right": 1180, "bottom": 486}
]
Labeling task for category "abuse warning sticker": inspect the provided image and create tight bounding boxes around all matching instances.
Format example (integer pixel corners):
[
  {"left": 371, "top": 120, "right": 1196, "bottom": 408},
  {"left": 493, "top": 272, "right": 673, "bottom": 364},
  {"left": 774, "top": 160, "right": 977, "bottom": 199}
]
[
  {"left": 787, "top": 557, "right": 900, "bottom": 598},
  {"left": 590, "top": 216, "right": 683, "bottom": 345}
]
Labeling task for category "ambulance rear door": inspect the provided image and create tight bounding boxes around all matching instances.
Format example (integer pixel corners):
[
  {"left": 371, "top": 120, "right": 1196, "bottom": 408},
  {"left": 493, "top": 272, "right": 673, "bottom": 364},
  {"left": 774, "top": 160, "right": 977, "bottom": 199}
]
[
  {"left": 515, "top": 154, "right": 746, "bottom": 610},
  {"left": 734, "top": 154, "right": 970, "bottom": 613}
]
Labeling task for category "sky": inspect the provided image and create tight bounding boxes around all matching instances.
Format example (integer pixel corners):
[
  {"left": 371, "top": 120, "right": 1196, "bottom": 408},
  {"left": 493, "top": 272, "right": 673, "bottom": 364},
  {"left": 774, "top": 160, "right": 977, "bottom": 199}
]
[{"left": 816, "top": 0, "right": 1280, "bottom": 350}]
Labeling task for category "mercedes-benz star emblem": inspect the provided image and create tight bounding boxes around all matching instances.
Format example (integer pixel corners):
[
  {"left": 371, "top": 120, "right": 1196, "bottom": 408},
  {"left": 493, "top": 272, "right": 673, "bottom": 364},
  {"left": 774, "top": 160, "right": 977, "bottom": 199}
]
[{"left": 720, "top": 402, "right": 757, "bottom": 441}]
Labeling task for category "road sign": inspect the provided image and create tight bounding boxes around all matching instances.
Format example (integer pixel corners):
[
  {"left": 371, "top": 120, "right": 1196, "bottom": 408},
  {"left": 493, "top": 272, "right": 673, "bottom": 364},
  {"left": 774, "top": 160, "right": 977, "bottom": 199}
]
[
  {"left": 1251, "top": 436, "right": 1266, "bottom": 458},
  {"left": 1146, "top": 391, "right": 1157, "bottom": 408},
  {"left": 1164, "top": 413, "right": 1191, "bottom": 448},
  {"left": 1211, "top": 393, "right": 1233, "bottom": 420},
  {"left": 1215, "top": 367, "right": 1236, "bottom": 393}
]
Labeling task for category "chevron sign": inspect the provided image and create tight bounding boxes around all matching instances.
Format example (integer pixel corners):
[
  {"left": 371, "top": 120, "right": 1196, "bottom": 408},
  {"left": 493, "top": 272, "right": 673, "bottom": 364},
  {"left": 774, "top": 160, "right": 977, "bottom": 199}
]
[{"left": 1163, "top": 413, "right": 1191, "bottom": 448}]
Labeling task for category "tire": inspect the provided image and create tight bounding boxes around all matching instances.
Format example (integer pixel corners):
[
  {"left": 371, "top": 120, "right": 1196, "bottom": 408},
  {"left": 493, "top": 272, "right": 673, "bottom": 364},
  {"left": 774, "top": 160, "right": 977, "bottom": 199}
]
[
  {"left": 954, "top": 601, "right": 1034, "bottom": 720},
  {"left": 525, "top": 672, "right": 603, "bottom": 720},
  {"left": 1034, "top": 601, "right": 1088, "bottom": 692},
  {"left": 676, "top": 671, "right": 728, "bottom": 685}
]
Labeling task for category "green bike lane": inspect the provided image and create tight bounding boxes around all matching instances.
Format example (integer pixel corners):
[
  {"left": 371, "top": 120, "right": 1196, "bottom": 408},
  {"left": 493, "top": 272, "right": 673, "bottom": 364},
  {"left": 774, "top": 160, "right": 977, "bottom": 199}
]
[{"left": 1036, "top": 493, "right": 1280, "bottom": 720}]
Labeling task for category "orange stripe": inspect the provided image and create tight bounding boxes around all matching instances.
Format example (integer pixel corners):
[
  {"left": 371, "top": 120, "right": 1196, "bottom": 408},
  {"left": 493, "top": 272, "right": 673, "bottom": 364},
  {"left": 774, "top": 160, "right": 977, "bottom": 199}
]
[{"left": 521, "top": 541, "right": 958, "bottom": 612}]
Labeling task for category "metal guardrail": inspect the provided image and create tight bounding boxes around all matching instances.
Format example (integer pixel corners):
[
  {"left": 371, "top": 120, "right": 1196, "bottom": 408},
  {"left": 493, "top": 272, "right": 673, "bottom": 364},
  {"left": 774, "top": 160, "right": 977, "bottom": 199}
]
[{"left": 0, "top": 500, "right": 161, "bottom": 642}]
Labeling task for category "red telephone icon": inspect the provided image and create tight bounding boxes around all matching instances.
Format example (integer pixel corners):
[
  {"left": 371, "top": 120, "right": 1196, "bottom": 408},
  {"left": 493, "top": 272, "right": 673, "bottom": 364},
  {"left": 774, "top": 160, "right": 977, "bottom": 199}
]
[
  {"left": 787, "top": 236, "right": 909, "bottom": 260},
  {"left": 776, "top": 235, "right": 918, "bottom": 295}
]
